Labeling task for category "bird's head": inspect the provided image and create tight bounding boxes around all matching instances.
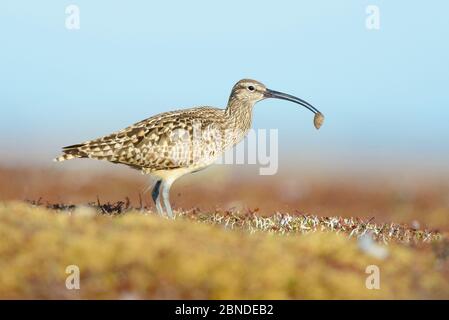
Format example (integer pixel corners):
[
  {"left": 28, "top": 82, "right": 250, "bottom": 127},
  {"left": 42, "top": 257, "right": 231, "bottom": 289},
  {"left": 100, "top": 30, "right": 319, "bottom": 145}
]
[
  {"left": 230, "top": 79, "right": 267, "bottom": 103},
  {"left": 229, "top": 79, "right": 324, "bottom": 129}
]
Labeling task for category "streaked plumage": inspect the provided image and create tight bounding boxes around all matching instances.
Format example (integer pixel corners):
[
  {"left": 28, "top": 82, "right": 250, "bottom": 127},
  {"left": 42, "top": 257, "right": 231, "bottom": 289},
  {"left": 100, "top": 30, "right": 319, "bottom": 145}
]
[
  {"left": 55, "top": 79, "right": 323, "bottom": 218},
  {"left": 56, "top": 107, "right": 232, "bottom": 171}
]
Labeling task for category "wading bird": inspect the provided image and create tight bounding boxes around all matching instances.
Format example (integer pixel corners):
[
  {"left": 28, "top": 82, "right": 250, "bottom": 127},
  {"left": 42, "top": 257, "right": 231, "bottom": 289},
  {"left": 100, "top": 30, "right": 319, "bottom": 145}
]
[{"left": 55, "top": 79, "right": 324, "bottom": 218}]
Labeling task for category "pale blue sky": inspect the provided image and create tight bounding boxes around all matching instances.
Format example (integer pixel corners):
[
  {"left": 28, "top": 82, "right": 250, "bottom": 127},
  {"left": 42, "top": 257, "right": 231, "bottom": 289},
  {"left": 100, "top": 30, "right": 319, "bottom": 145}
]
[{"left": 1, "top": 1, "right": 448, "bottom": 167}]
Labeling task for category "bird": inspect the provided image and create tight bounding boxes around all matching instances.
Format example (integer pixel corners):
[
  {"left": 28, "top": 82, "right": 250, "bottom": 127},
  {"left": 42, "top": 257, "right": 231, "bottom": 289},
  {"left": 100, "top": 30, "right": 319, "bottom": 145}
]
[{"left": 55, "top": 79, "right": 324, "bottom": 218}]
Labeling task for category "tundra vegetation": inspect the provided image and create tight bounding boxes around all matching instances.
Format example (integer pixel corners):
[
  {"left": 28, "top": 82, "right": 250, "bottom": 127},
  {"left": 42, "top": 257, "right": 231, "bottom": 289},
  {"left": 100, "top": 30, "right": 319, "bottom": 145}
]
[{"left": 0, "top": 201, "right": 447, "bottom": 299}]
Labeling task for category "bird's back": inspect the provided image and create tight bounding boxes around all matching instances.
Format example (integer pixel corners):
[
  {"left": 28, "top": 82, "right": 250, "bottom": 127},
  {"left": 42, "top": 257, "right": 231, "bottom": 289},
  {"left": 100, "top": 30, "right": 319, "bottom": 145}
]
[{"left": 55, "top": 106, "right": 232, "bottom": 172}]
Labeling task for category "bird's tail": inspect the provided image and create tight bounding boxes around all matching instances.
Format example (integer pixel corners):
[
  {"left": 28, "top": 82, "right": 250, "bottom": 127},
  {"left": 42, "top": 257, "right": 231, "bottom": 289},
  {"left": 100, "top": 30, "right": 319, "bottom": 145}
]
[
  {"left": 53, "top": 153, "right": 80, "bottom": 162},
  {"left": 53, "top": 144, "right": 88, "bottom": 162}
]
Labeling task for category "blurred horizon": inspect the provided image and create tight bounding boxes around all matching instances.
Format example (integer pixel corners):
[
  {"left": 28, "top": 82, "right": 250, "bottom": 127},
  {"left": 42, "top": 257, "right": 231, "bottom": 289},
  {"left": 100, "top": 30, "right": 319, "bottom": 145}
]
[{"left": 1, "top": 1, "right": 449, "bottom": 172}]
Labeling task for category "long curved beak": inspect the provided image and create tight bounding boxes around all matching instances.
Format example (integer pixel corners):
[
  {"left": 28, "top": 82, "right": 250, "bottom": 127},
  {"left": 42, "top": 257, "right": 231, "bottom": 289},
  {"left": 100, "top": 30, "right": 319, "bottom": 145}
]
[{"left": 264, "top": 89, "right": 322, "bottom": 115}]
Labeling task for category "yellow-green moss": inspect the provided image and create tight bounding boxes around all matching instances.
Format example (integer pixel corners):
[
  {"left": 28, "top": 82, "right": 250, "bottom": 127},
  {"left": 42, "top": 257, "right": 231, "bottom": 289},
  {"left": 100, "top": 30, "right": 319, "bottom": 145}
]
[{"left": 0, "top": 202, "right": 447, "bottom": 299}]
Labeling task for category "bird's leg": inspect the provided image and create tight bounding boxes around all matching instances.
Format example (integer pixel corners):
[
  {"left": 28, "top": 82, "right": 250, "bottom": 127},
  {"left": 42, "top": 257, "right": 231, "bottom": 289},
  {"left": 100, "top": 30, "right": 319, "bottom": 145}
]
[
  {"left": 151, "top": 180, "right": 164, "bottom": 216},
  {"left": 161, "top": 180, "right": 174, "bottom": 219}
]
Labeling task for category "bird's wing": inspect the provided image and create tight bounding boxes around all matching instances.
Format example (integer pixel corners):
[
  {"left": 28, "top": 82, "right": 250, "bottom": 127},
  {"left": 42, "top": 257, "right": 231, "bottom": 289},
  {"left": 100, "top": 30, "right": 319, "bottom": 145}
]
[{"left": 56, "top": 107, "right": 225, "bottom": 171}]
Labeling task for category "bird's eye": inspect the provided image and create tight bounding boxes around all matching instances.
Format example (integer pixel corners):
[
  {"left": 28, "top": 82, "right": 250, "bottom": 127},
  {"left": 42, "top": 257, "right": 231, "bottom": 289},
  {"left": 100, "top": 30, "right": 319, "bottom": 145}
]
[{"left": 248, "top": 86, "right": 255, "bottom": 91}]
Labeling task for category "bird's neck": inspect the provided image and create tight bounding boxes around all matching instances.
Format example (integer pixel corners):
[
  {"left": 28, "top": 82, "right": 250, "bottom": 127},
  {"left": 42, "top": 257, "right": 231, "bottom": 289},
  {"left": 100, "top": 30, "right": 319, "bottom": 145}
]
[{"left": 224, "top": 98, "right": 255, "bottom": 133}]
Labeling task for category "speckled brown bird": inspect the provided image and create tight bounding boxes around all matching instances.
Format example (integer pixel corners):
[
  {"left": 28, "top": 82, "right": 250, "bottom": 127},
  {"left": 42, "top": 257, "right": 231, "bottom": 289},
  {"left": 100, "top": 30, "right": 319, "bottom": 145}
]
[{"left": 55, "top": 79, "right": 324, "bottom": 218}]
